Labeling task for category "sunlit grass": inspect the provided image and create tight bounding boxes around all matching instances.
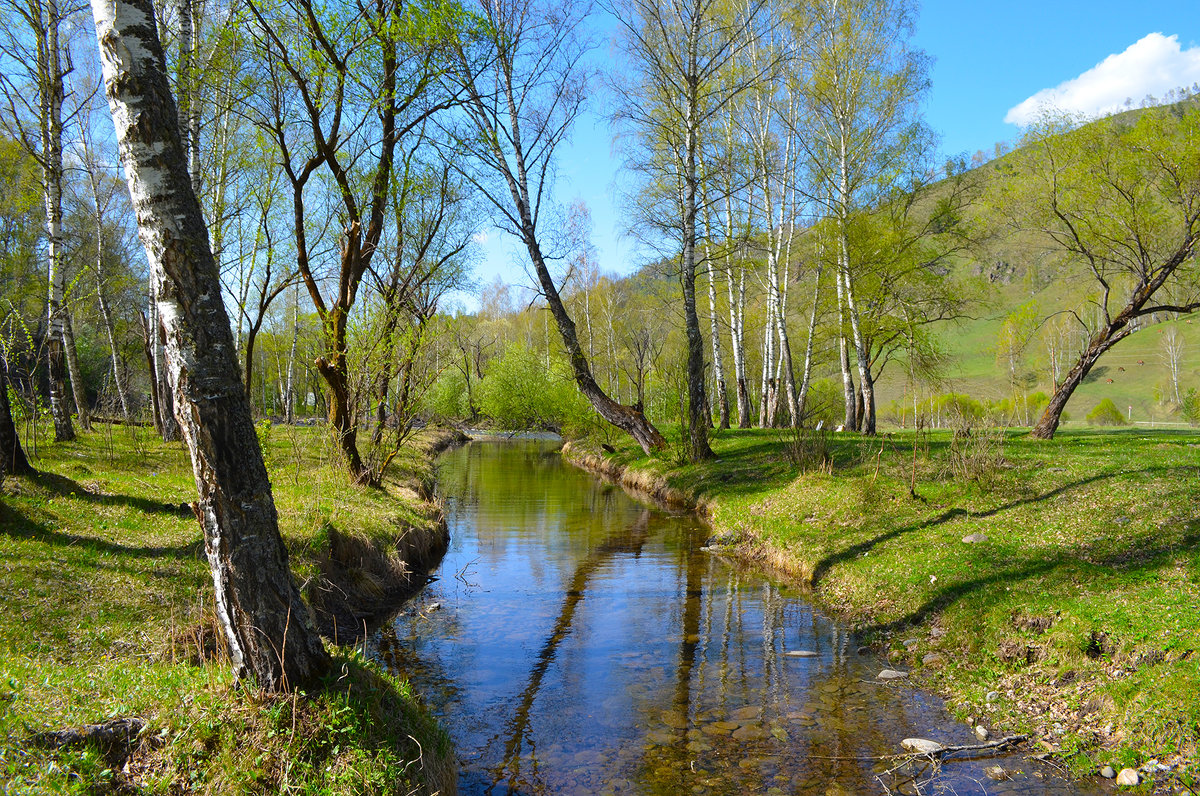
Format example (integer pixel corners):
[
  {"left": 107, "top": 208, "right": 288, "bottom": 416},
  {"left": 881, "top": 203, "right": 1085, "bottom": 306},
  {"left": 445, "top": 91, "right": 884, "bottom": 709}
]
[{"left": 0, "top": 422, "right": 452, "bottom": 794}]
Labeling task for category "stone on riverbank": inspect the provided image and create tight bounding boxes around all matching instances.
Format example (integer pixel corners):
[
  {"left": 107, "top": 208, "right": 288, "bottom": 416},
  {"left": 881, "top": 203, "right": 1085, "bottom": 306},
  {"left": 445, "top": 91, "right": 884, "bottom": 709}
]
[{"left": 1116, "top": 768, "right": 1140, "bottom": 786}]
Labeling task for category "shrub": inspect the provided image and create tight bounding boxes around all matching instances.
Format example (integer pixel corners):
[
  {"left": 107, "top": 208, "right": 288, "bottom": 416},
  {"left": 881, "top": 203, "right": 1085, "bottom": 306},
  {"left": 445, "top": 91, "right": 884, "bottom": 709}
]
[
  {"left": 475, "top": 343, "right": 593, "bottom": 431},
  {"left": 1086, "top": 398, "right": 1127, "bottom": 426},
  {"left": 1181, "top": 388, "right": 1199, "bottom": 426},
  {"left": 422, "top": 369, "right": 471, "bottom": 421}
]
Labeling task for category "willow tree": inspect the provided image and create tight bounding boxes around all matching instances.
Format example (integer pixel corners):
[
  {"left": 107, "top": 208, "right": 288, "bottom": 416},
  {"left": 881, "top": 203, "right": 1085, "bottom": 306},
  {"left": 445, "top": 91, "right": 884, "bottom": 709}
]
[
  {"left": 614, "top": 0, "right": 778, "bottom": 460},
  {"left": 993, "top": 107, "right": 1200, "bottom": 440},
  {"left": 91, "top": 0, "right": 329, "bottom": 689},
  {"left": 445, "top": 0, "right": 668, "bottom": 456},
  {"left": 798, "top": 0, "right": 929, "bottom": 434}
]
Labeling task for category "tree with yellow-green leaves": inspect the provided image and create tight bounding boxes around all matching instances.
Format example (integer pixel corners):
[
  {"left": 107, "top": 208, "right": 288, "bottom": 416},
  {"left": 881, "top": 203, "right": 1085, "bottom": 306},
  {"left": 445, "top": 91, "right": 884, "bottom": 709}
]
[{"left": 990, "top": 106, "right": 1200, "bottom": 439}]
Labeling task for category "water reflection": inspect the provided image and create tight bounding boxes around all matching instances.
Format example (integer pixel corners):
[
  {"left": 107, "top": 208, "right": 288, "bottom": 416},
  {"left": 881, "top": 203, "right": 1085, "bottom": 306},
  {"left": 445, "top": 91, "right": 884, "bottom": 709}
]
[{"left": 373, "top": 440, "right": 1101, "bottom": 796}]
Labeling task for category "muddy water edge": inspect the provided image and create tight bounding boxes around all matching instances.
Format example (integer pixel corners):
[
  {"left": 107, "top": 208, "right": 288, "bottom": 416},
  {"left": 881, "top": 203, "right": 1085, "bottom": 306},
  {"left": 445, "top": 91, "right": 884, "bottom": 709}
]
[{"left": 371, "top": 438, "right": 1110, "bottom": 796}]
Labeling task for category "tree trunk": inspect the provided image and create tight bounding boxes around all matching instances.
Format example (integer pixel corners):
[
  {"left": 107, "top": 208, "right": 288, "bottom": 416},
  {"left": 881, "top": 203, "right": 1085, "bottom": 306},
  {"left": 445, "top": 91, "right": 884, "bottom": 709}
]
[
  {"left": 62, "top": 309, "right": 91, "bottom": 430},
  {"left": 843, "top": 266, "right": 876, "bottom": 434},
  {"left": 1032, "top": 325, "right": 1131, "bottom": 439},
  {"left": 797, "top": 262, "right": 822, "bottom": 423},
  {"left": 704, "top": 248, "right": 729, "bottom": 430},
  {"left": 836, "top": 269, "right": 856, "bottom": 430},
  {"left": 40, "top": 0, "right": 73, "bottom": 443},
  {"left": 0, "top": 363, "right": 34, "bottom": 477},
  {"left": 92, "top": 0, "right": 330, "bottom": 690},
  {"left": 154, "top": 301, "right": 180, "bottom": 441}
]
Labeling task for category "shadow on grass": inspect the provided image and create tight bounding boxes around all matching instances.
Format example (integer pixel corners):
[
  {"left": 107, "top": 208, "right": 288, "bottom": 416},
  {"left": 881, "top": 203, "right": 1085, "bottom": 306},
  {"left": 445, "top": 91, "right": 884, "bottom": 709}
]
[
  {"left": 861, "top": 526, "right": 1200, "bottom": 637},
  {"left": 0, "top": 499, "right": 203, "bottom": 560},
  {"left": 30, "top": 470, "right": 195, "bottom": 517},
  {"left": 810, "top": 465, "right": 1191, "bottom": 588}
]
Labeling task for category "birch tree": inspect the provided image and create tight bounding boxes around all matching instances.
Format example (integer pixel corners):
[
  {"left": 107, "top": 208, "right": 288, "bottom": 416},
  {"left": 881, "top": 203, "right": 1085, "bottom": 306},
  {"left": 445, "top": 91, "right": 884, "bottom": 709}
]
[
  {"left": 0, "top": 0, "right": 81, "bottom": 440},
  {"left": 798, "top": 0, "right": 929, "bottom": 434},
  {"left": 90, "top": 0, "right": 329, "bottom": 689},
  {"left": 615, "top": 0, "right": 777, "bottom": 460}
]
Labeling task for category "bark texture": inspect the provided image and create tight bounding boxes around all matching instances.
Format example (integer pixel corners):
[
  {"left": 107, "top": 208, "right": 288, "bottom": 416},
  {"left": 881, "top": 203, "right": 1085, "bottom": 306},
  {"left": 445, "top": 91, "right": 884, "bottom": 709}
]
[
  {"left": 0, "top": 365, "right": 34, "bottom": 477},
  {"left": 92, "top": 0, "right": 329, "bottom": 690}
]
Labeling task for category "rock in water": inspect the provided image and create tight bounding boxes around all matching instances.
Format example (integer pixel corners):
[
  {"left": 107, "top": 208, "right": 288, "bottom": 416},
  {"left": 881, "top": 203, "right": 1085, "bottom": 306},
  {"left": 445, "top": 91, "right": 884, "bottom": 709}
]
[
  {"left": 901, "top": 738, "right": 944, "bottom": 755},
  {"left": 877, "top": 669, "right": 909, "bottom": 680},
  {"left": 1115, "top": 768, "right": 1140, "bottom": 786},
  {"left": 975, "top": 725, "right": 990, "bottom": 741},
  {"left": 784, "top": 650, "right": 818, "bottom": 658},
  {"left": 985, "top": 765, "right": 1010, "bottom": 781}
]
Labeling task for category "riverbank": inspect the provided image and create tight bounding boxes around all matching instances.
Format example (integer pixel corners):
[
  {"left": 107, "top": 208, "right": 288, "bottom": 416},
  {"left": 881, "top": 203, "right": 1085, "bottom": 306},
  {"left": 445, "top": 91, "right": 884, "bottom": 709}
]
[
  {"left": 564, "top": 428, "right": 1200, "bottom": 791},
  {"left": 0, "top": 423, "right": 460, "bottom": 794}
]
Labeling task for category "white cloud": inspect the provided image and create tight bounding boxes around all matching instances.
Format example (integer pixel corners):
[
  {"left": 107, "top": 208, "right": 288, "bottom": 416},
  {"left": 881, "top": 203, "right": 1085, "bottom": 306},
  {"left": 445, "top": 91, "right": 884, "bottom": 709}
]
[
  {"left": 471, "top": 230, "right": 490, "bottom": 245},
  {"left": 1004, "top": 33, "right": 1200, "bottom": 126}
]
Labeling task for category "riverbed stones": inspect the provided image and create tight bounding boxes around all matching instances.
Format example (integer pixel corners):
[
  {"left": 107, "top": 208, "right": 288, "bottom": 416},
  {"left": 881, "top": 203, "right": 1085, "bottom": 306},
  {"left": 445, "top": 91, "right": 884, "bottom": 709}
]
[
  {"left": 732, "top": 725, "right": 765, "bottom": 742},
  {"left": 1100, "top": 765, "right": 1116, "bottom": 778},
  {"left": 975, "top": 724, "right": 990, "bottom": 741},
  {"left": 784, "top": 650, "right": 818, "bottom": 658},
  {"left": 1116, "top": 768, "right": 1141, "bottom": 786},
  {"left": 901, "top": 738, "right": 944, "bottom": 754},
  {"left": 660, "top": 710, "right": 688, "bottom": 729},
  {"left": 730, "top": 706, "right": 761, "bottom": 721},
  {"left": 985, "top": 765, "right": 1011, "bottom": 781},
  {"left": 878, "top": 668, "right": 909, "bottom": 680},
  {"left": 962, "top": 533, "right": 989, "bottom": 543}
]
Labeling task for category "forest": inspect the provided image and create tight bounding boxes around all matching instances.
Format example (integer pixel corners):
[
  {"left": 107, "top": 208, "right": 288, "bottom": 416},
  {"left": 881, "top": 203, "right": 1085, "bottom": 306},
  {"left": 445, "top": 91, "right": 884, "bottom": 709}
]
[
  {"left": 2, "top": 0, "right": 1197, "bottom": 477},
  {"left": 2, "top": 0, "right": 1199, "bottom": 792}
]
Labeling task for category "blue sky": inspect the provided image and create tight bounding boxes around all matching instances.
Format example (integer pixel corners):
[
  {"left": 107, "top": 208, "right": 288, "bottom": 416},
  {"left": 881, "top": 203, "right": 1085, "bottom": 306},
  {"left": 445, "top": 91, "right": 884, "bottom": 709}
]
[{"left": 461, "top": 1, "right": 1200, "bottom": 310}]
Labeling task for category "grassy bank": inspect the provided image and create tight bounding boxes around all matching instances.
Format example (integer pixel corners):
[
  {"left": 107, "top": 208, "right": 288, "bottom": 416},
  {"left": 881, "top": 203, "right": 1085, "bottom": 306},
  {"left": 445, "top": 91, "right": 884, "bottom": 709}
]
[
  {"left": 567, "top": 426, "right": 1200, "bottom": 790},
  {"left": 0, "top": 422, "right": 457, "bottom": 794}
]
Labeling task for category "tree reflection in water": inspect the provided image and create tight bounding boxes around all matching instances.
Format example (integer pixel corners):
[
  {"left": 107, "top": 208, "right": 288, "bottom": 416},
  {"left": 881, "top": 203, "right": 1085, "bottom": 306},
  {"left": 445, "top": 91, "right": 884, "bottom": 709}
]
[{"left": 372, "top": 440, "right": 1102, "bottom": 796}]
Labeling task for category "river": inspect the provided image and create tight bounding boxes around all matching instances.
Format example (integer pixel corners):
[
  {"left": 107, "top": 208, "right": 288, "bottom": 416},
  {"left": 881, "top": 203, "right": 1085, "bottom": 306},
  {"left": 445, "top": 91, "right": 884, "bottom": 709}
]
[{"left": 372, "top": 438, "right": 1105, "bottom": 795}]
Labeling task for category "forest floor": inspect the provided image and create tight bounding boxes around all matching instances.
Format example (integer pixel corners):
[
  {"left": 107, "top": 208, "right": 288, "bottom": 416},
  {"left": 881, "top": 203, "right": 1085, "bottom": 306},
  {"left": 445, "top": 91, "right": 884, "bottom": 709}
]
[
  {"left": 0, "top": 422, "right": 457, "bottom": 794},
  {"left": 567, "top": 424, "right": 1200, "bottom": 792}
]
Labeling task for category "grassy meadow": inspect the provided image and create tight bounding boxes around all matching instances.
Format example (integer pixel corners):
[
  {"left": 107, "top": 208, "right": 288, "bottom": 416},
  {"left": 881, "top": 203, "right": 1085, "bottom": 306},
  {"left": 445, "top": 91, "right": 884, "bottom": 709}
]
[
  {"left": 572, "top": 424, "right": 1200, "bottom": 787},
  {"left": 0, "top": 422, "right": 453, "bottom": 795}
]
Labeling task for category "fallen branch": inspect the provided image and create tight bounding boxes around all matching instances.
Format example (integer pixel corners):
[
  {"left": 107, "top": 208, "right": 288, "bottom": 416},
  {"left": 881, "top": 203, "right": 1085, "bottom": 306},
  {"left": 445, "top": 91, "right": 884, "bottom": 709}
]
[{"left": 901, "top": 733, "right": 1027, "bottom": 760}]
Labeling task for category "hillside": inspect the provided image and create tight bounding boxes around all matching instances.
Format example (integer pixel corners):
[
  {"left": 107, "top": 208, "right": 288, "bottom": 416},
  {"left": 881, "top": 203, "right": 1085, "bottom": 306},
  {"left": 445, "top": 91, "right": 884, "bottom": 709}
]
[{"left": 871, "top": 100, "right": 1200, "bottom": 427}]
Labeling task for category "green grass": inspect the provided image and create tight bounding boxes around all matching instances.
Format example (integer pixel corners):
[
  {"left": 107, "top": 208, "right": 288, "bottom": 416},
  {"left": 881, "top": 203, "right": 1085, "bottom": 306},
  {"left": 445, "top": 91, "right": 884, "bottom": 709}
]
[
  {"left": 0, "top": 422, "right": 453, "bottom": 794},
  {"left": 577, "top": 425, "right": 1200, "bottom": 786}
]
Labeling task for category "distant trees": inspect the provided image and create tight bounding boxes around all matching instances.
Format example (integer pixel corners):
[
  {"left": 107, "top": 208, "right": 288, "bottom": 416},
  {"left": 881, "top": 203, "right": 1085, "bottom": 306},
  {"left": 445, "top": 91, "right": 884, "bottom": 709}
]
[
  {"left": 446, "top": 0, "right": 668, "bottom": 456},
  {"left": 993, "top": 107, "right": 1200, "bottom": 439}
]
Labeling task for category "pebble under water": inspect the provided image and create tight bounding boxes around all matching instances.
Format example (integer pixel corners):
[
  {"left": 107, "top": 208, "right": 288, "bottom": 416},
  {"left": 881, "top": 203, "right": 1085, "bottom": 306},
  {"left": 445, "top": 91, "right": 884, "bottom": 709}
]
[{"left": 372, "top": 439, "right": 1107, "bottom": 795}]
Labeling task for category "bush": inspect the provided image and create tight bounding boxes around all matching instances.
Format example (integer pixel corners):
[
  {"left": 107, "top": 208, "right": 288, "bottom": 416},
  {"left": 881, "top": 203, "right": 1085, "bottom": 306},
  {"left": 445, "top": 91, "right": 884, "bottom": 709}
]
[
  {"left": 475, "top": 343, "right": 594, "bottom": 432},
  {"left": 1086, "top": 398, "right": 1127, "bottom": 426},
  {"left": 1181, "top": 388, "right": 1199, "bottom": 426},
  {"left": 801, "top": 378, "right": 843, "bottom": 428},
  {"left": 422, "top": 368, "right": 472, "bottom": 421}
]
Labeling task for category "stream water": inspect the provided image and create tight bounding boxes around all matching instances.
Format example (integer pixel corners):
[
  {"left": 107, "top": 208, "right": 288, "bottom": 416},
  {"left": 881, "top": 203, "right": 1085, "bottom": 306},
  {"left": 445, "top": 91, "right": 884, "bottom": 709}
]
[{"left": 372, "top": 439, "right": 1107, "bottom": 795}]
